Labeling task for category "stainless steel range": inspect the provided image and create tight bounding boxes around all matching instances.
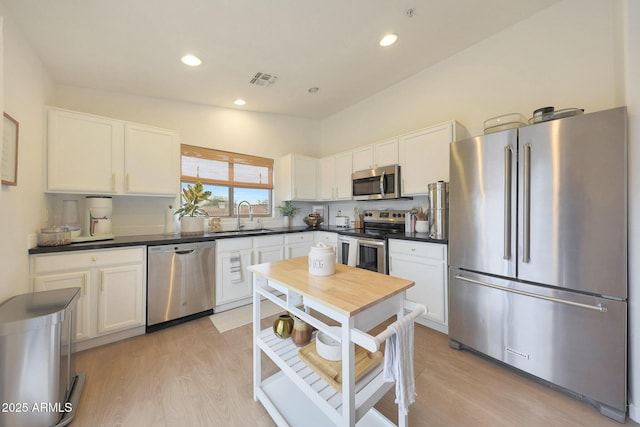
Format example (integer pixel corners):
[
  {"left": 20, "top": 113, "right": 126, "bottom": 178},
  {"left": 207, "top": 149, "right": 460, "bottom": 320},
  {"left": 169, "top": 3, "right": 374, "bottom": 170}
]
[{"left": 337, "top": 209, "right": 407, "bottom": 274}]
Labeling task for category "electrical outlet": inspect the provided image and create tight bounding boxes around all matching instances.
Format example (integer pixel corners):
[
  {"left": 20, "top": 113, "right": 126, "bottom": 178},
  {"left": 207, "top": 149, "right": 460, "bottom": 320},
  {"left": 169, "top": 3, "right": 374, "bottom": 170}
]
[{"left": 27, "top": 233, "right": 37, "bottom": 249}]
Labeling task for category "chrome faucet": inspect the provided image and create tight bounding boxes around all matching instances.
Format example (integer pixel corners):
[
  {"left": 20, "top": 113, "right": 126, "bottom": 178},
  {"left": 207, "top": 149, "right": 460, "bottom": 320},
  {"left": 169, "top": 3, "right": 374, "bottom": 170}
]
[{"left": 236, "top": 200, "right": 253, "bottom": 231}]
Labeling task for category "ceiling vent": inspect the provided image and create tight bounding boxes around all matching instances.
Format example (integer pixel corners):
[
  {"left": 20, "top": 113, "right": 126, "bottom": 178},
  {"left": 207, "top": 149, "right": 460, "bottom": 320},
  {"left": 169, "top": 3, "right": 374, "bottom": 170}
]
[{"left": 250, "top": 72, "right": 278, "bottom": 87}]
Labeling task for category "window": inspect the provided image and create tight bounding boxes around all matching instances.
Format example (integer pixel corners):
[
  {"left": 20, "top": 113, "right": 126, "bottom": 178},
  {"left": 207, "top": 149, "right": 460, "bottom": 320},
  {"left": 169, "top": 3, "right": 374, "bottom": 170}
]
[{"left": 181, "top": 144, "right": 273, "bottom": 217}]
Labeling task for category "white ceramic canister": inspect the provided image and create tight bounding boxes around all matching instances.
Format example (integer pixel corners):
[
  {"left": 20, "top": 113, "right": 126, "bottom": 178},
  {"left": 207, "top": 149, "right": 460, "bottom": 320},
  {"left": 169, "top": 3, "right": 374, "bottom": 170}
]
[{"left": 308, "top": 242, "right": 336, "bottom": 276}]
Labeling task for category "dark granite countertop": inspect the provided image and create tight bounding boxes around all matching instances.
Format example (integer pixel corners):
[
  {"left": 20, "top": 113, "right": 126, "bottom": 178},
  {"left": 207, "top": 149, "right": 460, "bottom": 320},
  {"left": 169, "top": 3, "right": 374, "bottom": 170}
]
[{"left": 28, "top": 225, "right": 445, "bottom": 255}]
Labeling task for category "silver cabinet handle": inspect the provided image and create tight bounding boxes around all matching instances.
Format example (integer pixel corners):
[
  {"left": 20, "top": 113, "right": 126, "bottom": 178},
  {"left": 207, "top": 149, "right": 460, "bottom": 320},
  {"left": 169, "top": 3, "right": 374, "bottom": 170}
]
[
  {"left": 523, "top": 143, "right": 532, "bottom": 263},
  {"left": 455, "top": 274, "right": 607, "bottom": 312},
  {"left": 503, "top": 146, "right": 513, "bottom": 260}
]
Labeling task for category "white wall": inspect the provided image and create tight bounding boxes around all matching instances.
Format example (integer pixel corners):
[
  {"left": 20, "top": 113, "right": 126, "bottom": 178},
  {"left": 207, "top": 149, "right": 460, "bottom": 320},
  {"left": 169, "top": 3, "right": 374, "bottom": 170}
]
[
  {"left": 0, "top": 7, "right": 53, "bottom": 302},
  {"left": 321, "top": 0, "right": 623, "bottom": 155}
]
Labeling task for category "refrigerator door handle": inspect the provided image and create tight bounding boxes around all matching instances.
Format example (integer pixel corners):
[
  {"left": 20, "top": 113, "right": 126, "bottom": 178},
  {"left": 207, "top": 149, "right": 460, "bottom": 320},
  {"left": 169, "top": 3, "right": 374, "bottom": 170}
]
[
  {"left": 503, "top": 146, "right": 513, "bottom": 260},
  {"left": 455, "top": 274, "right": 608, "bottom": 312},
  {"left": 523, "top": 143, "right": 532, "bottom": 263}
]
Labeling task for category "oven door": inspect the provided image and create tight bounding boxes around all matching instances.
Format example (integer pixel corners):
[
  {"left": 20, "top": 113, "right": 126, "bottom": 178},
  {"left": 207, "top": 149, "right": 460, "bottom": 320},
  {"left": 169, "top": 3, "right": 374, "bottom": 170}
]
[
  {"left": 337, "top": 235, "right": 386, "bottom": 273},
  {"left": 356, "top": 237, "right": 386, "bottom": 273}
]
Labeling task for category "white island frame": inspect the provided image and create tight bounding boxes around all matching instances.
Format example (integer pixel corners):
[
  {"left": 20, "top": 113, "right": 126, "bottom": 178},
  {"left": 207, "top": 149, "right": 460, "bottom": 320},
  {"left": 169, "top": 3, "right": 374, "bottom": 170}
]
[{"left": 249, "top": 256, "right": 425, "bottom": 427}]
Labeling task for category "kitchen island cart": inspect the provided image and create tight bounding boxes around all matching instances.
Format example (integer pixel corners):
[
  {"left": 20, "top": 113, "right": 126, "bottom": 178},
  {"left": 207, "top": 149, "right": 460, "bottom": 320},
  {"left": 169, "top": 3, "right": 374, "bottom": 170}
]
[{"left": 249, "top": 256, "right": 425, "bottom": 427}]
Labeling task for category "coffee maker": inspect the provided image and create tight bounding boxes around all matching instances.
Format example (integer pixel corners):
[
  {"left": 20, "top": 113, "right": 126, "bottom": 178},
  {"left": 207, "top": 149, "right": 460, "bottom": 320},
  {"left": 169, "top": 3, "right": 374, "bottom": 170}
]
[{"left": 72, "top": 196, "right": 114, "bottom": 242}]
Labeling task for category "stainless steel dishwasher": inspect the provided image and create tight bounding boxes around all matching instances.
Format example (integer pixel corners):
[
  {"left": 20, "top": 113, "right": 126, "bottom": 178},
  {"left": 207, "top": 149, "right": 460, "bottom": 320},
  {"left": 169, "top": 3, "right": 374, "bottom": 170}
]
[{"left": 147, "top": 241, "right": 215, "bottom": 332}]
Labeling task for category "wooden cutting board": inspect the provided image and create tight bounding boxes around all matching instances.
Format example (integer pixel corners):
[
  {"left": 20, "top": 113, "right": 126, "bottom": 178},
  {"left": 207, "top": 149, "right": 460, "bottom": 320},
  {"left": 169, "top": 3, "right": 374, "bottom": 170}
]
[{"left": 298, "top": 341, "right": 383, "bottom": 392}]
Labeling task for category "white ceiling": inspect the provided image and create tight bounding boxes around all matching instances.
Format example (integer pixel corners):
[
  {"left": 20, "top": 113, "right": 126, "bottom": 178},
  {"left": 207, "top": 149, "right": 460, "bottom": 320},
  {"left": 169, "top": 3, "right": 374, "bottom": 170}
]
[{"left": 3, "top": 0, "right": 560, "bottom": 119}]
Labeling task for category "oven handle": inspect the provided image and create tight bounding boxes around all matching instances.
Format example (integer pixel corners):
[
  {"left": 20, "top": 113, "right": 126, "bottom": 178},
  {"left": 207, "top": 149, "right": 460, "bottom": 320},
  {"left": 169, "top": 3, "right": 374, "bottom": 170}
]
[
  {"left": 357, "top": 239, "right": 385, "bottom": 248},
  {"left": 380, "top": 171, "right": 386, "bottom": 198}
]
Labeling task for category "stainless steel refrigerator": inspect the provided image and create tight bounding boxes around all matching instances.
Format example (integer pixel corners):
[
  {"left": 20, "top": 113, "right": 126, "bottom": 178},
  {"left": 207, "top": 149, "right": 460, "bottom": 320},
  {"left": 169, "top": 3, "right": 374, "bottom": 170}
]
[{"left": 448, "top": 106, "right": 627, "bottom": 422}]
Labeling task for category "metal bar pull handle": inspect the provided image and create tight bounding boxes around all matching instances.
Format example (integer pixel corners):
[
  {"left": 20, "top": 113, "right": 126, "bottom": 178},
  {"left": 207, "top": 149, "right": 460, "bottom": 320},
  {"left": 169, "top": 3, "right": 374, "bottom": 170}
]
[
  {"left": 351, "top": 300, "right": 427, "bottom": 352},
  {"left": 455, "top": 274, "right": 608, "bottom": 312},
  {"left": 503, "top": 146, "right": 512, "bottom": 260},
  {"left": 523, "top": 143, "right": 532, "bottom": 263},
  {"left": 380, "top": 171, "right": 386, "bottom": 197}
]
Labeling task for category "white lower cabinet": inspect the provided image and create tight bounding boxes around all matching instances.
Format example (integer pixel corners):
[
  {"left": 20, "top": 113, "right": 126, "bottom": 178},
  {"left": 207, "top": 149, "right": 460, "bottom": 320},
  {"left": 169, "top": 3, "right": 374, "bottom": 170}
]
[
  {"left": 31, "top": 247, "right": 146, "bottom": 350},
  {"left": 215, "top": 237, "right": 254, "bottom": 309},
  {"left": 285, "top": 232, "right": 314, "bottom": 258},
  {"left": 388, "top": 239, "right": 448, "bottom": 333}
]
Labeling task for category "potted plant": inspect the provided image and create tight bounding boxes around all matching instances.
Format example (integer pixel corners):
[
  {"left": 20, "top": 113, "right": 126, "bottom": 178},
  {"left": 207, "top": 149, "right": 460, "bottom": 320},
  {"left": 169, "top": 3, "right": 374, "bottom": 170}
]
[
  {"left": 175, "top": 182, "right": 211, "bottom": 235},
  {"left": 277, "top": 200, "right": 299, "bottom": 227}
]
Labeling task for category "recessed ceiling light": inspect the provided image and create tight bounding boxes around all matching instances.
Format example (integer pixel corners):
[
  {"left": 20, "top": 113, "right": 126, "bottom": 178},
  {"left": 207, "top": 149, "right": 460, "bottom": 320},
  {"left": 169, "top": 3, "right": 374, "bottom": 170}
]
[
  {"left": 308, "top": 87, "right": 319, "bottom": 94},
  {"left": 379, "top": 33, "right": 398, "bottom": 47},
  {"left": 234, "top": 99, "right": 246, "bottom": 106},
  {"left": 181, "top": 54, "right": 202, "bottom": 66}
]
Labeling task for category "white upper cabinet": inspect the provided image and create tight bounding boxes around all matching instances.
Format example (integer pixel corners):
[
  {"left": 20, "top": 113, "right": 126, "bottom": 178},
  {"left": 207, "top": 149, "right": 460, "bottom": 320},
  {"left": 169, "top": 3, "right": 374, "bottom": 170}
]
[
  {"left": 280, "top": 154, "right": 318, "bottom": 201},
  {"left": 46, "top": 107, "right": 179, "bottom": 196},
  {"left": 47, "top": 108, "right": 124, "bottom": 194},
  {"left": 319, "top": 151, "right": 352, "bottom": 200},
  {"left": 351, "top": 137, "right": 398, "bottom": 172},
  {"left": 399, "top": 121, "right": 466, "bottom": 196},
  {"left": 124, "top": 123, "right": 179, "bottom": 195}
]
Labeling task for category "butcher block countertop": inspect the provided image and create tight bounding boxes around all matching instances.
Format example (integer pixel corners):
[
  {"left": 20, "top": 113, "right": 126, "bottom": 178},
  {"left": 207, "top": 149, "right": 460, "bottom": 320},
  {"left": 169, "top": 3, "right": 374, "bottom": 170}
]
[{"left": 247, "top": 256, "right": 414, "bottom": 317}]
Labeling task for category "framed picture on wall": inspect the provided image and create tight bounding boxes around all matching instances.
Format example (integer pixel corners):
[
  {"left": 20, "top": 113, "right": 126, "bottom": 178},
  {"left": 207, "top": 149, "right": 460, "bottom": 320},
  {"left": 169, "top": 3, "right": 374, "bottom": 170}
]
[{"left": 2, "top": 112, "right": 19, "bottom": 186}]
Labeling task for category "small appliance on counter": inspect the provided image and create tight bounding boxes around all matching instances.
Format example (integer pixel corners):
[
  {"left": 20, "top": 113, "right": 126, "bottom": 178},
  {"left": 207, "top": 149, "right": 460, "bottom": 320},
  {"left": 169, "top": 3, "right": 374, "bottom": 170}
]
[
  {"left": 71, "top": 196, "right": 115, "bottom": 242},
  {"left": 335, "top": 210, "right": 350, "bottom": 227}
]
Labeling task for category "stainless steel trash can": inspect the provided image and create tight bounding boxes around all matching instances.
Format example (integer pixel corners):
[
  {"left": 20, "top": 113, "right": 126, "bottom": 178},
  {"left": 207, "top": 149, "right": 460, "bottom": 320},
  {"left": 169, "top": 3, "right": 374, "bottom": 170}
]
[{"left": 0, "top": 288, "right": 84, "bottom": 427}]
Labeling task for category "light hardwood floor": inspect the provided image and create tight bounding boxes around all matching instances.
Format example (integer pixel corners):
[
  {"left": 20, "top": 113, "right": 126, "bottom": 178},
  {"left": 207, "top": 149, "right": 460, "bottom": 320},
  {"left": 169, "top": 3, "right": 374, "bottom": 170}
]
[{"left": 73, "top": 315, "right": 636, "bottom": 426}]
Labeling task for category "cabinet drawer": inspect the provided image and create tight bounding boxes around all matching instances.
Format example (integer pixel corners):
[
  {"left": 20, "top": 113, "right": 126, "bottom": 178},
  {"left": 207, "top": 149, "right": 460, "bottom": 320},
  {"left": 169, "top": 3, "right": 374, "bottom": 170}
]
[
  {"left": 389, "top": 239, "right": 446, "bottom": 261},
  {"left": 285, "top": 232, "right": 314, "bottom": 244},
  {"left": 314, "top": 231, "right": 337, "bottom": 245},
  {"left": 33, "top": 247, "right": 145, "bottom": 274},
  {"left": 217, "top": 237, "right": 253, "bottom": 252},
  {"left": 253, "top": 234, "right": 284, "bottom": 248}
]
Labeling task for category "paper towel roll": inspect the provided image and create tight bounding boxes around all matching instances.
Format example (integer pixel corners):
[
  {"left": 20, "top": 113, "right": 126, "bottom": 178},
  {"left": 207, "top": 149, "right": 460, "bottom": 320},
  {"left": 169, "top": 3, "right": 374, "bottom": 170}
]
[
  {"left": 347, "top": 238, "right": 358, "bottom": 267},
  {"left": 165, "top": 206, "right": 176, "bottom": 234}
]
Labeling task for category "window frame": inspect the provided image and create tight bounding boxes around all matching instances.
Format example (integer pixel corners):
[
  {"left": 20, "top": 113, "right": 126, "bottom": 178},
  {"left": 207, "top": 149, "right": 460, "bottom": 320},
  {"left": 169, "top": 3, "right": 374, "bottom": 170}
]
[{"left": 180, "top": 144, "right": 274, "bottom": 218}]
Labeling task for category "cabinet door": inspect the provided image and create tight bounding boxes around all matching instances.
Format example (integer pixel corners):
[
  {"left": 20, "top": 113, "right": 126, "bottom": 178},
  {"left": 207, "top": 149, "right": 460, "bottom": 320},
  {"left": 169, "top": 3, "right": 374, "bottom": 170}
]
[
  {"left": 334, "top": 152, "right": 353, "bottom": 199},
  {"left": 217, "top": 248, "right": 253, "bottom": 304},
  {"left": 399, "top": 122, "right": 454, "bottom": 195},
  {"left": 254, "top": 245, "right": 285, "bottom": 264},
  {"left": 352, "top": 145, "right": 373, "bottom": 172},
  {"left": 47, "top": 108, "right": 124, "bottom": 193},
  {"left": 285, "top": 232, "right": 314, "bottom": 259},
  {"left": 124, "top": 124, "right": 179, "bottom": 196},
  {"left": 34, "top": 271, "right": 91, "bottom": 341},
  {"left": 97, "top": 264, "right": 145, "bottom": 335},
  {"left": 389, "top": 254, "right": 447, "bottom": 325},
  {"left": 281, "top": 154, "right": 318, "bottom": 201},
  {"left": 319, "top": 156, "right": 336, "bottom": 200},
  {"left": 373, "top": 138, "right": 398, "bottom": 167}
]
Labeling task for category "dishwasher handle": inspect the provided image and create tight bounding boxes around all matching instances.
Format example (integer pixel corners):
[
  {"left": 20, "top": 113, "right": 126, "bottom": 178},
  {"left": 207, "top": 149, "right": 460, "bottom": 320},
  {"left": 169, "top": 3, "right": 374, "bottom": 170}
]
[{"left": 175, "top": 249, "right": 195, "bottom": 255}]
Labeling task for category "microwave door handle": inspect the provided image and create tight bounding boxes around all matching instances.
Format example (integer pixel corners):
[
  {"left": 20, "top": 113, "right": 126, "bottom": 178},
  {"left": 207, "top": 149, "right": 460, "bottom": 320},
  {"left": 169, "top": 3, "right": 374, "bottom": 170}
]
[{"left": 380, "top": 171, "right": 386, "bottom": 197}]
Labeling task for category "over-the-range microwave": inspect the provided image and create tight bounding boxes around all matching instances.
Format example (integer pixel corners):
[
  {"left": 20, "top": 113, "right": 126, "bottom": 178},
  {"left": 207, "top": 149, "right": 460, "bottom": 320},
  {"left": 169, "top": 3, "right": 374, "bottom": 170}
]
[{"left": 352, "top": 164, "right": 402, "bottom": 200}]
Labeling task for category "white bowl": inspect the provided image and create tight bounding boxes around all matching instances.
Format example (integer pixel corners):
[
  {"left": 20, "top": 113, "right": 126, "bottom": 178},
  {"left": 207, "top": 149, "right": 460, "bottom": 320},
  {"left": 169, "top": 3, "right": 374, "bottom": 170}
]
[{"left": 316, "top": 326, "right": 342, "bottom": 361}]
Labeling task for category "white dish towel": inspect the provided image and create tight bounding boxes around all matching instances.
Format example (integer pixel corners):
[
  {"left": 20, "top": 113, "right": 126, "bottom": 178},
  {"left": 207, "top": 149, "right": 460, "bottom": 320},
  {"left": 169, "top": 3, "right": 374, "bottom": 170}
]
[
  {"left": 383, "top": 314, "right": 416, "bottom": 416},
  {"left": 229, "top": 252, "right": 242, "bottom": 283},
  {"left": 347, "top": 238, "right": 358, "bottom": 267}
]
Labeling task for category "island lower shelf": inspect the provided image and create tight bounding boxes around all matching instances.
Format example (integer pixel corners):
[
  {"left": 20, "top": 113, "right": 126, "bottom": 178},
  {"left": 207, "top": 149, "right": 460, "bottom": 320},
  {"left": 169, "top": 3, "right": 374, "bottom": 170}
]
[
  {"left": 256, "top": 327, "right": 393, "bottom": 426},
  {"left": 258, "top": 371, "right": 396, "bottom": 427}
]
